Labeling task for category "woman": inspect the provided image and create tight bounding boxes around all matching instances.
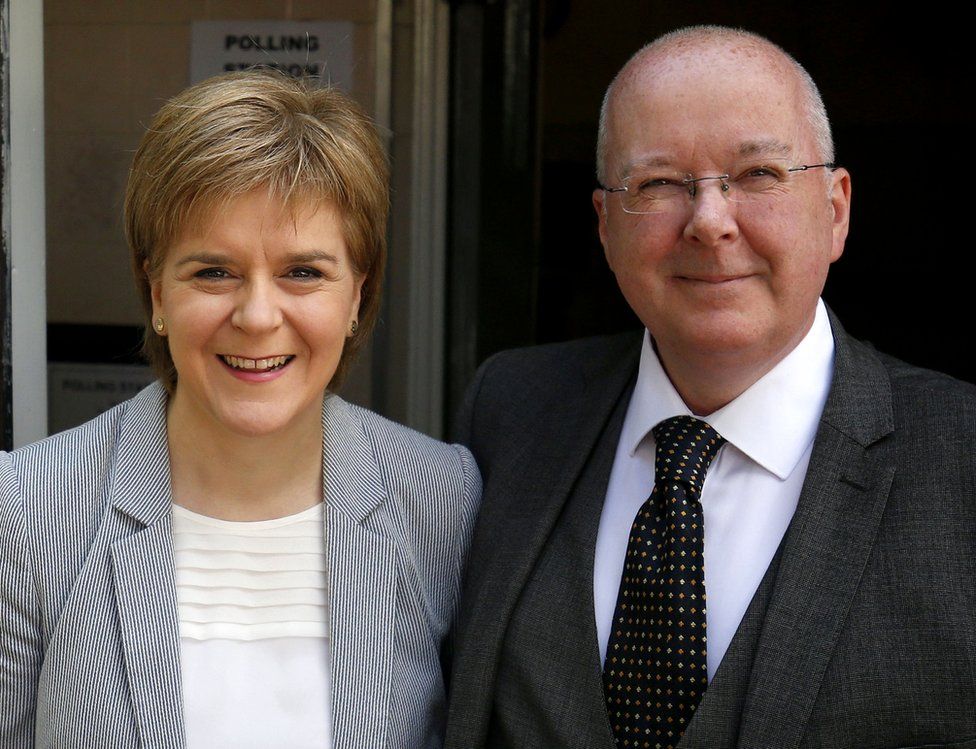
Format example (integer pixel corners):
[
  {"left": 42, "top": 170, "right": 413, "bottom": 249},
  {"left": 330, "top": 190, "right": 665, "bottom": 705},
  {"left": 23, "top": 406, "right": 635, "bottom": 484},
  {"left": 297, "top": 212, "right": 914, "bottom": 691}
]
[{"left": 0, "top": 71, "right": 480, "bottom": 748}]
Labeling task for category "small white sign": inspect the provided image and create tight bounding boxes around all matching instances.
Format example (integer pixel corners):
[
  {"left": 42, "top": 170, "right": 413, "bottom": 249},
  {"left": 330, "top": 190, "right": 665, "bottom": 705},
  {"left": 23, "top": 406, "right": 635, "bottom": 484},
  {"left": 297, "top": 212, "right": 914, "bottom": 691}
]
[
  {"left": 190, "top": 20, "right": 355, "bottom": 86},
  {"left": 48, "top": 363, "right": 157, "bottom": 435}
]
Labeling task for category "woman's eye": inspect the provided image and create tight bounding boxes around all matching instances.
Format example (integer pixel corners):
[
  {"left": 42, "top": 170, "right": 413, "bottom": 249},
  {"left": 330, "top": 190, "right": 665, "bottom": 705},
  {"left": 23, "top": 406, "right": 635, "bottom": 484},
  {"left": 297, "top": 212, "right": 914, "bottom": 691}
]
[
  {"left": 287, "top": 266, "right": 323, "bottom": 280},
  {"left": 194, "top": 267, "right": 230, "bottom": 280}
]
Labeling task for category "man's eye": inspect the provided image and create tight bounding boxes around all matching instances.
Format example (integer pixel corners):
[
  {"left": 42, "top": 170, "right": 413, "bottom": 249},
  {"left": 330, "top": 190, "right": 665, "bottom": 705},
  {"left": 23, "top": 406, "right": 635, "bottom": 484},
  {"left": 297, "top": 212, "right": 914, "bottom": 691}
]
[
  {"left": 635, "top": 177, "right": 685, "bottom": 195},
  {"left": 738, "top": 165, "right": 785, "bottom": 180},
  {"left": 735, "top": 166, "right": 783, "bottom": 190}
]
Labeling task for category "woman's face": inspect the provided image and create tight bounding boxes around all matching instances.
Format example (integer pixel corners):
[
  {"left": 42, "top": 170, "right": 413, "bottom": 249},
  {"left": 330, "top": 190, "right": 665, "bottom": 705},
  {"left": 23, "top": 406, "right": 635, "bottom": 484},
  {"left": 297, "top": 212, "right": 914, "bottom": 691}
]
[{"left": 150, "top": 189, "right": 362, "bottom": 439}]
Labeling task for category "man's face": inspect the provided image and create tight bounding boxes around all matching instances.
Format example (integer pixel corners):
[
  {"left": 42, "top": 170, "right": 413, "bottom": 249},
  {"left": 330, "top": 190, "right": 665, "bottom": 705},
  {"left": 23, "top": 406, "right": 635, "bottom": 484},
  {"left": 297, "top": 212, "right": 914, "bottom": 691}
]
[{"left": 594, "top": 49, "right": 851, "bottom": 381}]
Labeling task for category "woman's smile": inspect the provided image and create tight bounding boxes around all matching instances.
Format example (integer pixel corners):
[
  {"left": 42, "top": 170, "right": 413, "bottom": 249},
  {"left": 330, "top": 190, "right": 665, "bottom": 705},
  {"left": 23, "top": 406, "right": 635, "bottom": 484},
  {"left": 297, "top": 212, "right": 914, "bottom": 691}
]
[
  {"left": 152, "top": 189, "right": 363, "bottom": 439},
  {"left": 219, "top": 354, "right": 294, "bottom": 372}
]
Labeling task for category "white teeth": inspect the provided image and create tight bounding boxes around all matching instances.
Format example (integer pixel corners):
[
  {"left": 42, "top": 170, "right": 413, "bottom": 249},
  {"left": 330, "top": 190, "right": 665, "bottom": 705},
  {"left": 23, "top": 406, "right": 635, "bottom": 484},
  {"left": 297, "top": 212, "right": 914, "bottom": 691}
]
[{"left": 222, "top": 355, "right": 290, "bottom": 371}]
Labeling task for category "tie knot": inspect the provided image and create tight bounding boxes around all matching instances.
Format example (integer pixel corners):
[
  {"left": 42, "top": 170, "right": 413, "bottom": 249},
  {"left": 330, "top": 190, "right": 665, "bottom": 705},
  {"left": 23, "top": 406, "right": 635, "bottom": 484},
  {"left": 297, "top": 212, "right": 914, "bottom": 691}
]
[{"left": 652, "top": 415, "right": 726, "bottom": 495}]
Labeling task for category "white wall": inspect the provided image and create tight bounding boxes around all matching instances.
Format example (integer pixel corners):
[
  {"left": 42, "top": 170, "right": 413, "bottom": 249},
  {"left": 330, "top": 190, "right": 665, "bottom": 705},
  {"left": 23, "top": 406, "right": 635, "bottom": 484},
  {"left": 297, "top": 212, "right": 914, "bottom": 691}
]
[{"left": 10, "top": 0, "right": 48, "bottom": 446}]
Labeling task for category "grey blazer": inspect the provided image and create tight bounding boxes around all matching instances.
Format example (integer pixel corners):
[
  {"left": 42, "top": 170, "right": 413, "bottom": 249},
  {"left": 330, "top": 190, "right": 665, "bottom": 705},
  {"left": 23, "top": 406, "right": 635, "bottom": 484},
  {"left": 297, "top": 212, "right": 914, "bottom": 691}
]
[
  {"left": 446, "top": 314, "right": 976, "bottom": 749},
  {"left": 0, "top": 382, "right": 481, "bottom": 748}
]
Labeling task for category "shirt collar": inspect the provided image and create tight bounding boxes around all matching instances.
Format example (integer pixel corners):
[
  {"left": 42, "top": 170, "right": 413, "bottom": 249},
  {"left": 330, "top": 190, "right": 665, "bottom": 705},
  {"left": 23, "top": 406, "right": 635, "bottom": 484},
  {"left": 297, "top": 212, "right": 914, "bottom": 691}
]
[{"left": 623, "top": 299, "right": 835, "bottom": 480}]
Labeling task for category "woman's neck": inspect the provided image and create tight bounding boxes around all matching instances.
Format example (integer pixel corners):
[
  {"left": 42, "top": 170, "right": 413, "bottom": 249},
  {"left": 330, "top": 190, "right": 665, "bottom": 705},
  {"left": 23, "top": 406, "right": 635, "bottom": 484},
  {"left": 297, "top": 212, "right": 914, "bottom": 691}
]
[{"left": 165, "top": 391, "right": 324, "bottom": 521}]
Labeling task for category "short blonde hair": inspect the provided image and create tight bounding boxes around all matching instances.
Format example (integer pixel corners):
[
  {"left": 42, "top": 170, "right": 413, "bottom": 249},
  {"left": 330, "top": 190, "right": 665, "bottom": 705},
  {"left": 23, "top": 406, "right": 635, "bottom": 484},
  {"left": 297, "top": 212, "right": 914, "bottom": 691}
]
[{"left": 125, "top": 70, "right": 389, "bottom": 391}]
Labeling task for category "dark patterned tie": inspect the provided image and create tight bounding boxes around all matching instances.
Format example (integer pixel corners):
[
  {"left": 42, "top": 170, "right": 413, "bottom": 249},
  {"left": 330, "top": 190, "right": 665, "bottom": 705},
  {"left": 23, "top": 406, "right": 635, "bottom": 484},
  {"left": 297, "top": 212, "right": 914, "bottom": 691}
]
[{"left": 603, "top": 415, "right": 726, "bottom": 748}]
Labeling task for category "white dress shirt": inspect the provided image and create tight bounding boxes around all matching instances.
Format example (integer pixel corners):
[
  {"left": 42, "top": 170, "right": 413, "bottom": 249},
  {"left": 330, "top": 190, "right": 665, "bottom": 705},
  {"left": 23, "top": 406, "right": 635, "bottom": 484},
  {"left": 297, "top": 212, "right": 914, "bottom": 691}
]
[
  {"left": 173, "top": 502, "right": 331, "bottom": 749},
  {"left": 594, "top": 300, "right": 835, "bottom": 681}
]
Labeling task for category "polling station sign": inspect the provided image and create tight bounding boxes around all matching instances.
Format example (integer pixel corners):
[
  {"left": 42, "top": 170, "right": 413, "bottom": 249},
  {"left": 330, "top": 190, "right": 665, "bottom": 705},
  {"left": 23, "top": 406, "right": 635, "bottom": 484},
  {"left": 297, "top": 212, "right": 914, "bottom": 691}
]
[{"left": 190, "top": 21, "right": 354, "bottom": 85}]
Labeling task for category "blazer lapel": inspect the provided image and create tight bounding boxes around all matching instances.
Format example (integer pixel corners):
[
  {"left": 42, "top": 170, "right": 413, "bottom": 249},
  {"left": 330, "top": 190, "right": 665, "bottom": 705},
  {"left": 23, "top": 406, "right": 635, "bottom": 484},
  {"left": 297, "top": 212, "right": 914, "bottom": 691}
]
[
  {"left": 448, "top": 333, "right": 641, "bottom": 747},
  {"left": 108, "top": 384, "right": 187, "bottom": 748},
  {"left": 735, "top": 316, "right": 896, "bottom": 749},
  {"left": 321, "top": 396, "right": 396, "bottom": 749}
]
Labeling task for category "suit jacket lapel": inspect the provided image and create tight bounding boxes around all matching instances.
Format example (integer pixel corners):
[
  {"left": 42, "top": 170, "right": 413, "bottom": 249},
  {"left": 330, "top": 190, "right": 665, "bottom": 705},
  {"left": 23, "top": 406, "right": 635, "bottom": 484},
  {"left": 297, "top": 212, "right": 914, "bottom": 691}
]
[
  {"left": 735, "top": 315, "right": 896, "bottom": 749},
  {"left": 321, "top": 395, "right": 396, "bottom": 749},
  {"left": 448, "top": 333, "right": 641, "bottom": 747},
  {"left": 538, "top": 377, "right": 635, "bottom": 748},
  {"left": 109, "top": 384, "right": 186, "bottom": 748},
  {"left": 680, "top": 546, "right": 783, "bottom": 748}
]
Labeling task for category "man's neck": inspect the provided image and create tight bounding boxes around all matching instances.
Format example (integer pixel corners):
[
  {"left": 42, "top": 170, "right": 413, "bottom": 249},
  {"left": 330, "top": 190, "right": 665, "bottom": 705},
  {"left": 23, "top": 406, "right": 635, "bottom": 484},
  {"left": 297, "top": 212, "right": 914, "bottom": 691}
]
[{"left": 654, "top": 320, "right": 818, "bottom": 417}]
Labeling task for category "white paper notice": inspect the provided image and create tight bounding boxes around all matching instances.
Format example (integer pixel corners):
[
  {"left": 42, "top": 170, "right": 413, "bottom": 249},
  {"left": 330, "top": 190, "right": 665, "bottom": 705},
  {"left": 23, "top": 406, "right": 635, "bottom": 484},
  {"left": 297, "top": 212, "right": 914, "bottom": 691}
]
[{"left": 190, "top": 21, "right": 355, "bottom": 86}]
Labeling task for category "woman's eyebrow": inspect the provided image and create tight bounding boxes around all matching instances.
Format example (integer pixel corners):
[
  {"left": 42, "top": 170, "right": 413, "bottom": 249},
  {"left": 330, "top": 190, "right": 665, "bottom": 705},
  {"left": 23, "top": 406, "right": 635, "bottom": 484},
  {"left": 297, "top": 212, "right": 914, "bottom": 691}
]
[
  {"left": 175, "top": 252, "right": 233, "bottom": 267},
  {"left": 174, "top": 250, "right": 340, "bottom": 266},
  {"left": 287, "top": 251, "right": 339, "bottom": 265}
]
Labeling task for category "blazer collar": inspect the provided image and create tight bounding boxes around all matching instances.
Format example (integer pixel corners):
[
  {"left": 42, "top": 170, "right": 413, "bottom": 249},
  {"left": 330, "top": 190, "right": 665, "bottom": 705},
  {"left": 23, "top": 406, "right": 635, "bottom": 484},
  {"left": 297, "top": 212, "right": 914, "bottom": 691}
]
[
  {"left": 109, "top": 383, "right": 185, "bottom": 747},
  {"left": 319, "top": 394, "right": 397, "bottom": 747},
  {"left": 320, "top": 393, "right": 387, "bottom": 525},
  {"left": 111, "top": 381, "right": 173, "bottom": 526},
  {"left": 109, "top": 385, "right": 389, "bottom": 528},
  {"left": 818, "top": 308, "right": 894, "bottom": 446},
  {"left": 108, "top": 385, "right": 395, "bottom": 748}
]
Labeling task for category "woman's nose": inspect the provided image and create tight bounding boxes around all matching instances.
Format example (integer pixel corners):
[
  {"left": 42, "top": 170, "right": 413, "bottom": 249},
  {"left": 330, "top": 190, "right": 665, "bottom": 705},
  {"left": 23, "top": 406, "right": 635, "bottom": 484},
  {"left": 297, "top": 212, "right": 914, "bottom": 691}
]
[{"left": 231, "top": 278, "right": 284, "bottom": 333}]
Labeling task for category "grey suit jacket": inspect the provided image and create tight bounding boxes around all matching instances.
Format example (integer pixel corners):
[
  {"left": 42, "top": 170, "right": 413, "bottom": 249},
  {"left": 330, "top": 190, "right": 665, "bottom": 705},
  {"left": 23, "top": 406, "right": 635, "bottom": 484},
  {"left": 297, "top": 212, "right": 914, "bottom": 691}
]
[
  {"left": 0, "top": 382, "right": 481, "bottom": 748},
  {"left": 446, "top": 315, "right": 976, "bottom": 749}
]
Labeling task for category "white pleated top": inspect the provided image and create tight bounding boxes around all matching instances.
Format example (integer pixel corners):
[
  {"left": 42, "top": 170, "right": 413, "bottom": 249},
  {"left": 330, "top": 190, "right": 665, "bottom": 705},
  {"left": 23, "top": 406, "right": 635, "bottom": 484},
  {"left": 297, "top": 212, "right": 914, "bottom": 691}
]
[{"left": 172, "top": 503, "right": 332, "bottom": 749}]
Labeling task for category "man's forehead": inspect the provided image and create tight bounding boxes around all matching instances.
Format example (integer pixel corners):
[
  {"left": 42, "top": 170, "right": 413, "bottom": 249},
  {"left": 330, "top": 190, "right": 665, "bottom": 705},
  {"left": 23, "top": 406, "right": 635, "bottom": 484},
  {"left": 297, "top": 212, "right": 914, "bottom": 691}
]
[
  {"left": 609, "top": 34, "right": 801, "bottom": 124},
  {"left": 628, "top": 34, "right": 793, "bottom": 82},
  {"left": 606, "top": 46, "right": 809, "bottom": 160},
  {"left": 621, "top": 139, "right": 795, "bottom": 174}
]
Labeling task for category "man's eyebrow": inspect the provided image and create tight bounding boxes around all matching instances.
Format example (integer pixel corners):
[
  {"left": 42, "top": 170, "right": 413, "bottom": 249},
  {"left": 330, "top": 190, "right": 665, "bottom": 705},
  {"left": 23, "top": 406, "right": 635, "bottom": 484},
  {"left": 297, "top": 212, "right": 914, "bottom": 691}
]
[
  {"left": 736, "top": 140, "right": 793, "bottom": 159},
  {"left": 621, "top": 155, "right": 676, "bottom": 175}
]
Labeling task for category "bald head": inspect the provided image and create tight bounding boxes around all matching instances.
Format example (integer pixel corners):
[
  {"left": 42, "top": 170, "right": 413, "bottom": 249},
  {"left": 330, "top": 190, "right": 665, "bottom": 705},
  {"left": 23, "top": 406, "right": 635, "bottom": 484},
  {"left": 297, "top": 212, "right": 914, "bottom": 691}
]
[{"left": 595, "top": 26, "right": 833, "bottom": 184}]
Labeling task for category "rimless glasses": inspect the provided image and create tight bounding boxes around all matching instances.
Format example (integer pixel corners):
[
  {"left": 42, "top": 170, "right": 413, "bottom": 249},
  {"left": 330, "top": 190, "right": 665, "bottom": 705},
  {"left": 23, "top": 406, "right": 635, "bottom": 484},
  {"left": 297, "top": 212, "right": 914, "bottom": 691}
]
[{"left": 600, "top": 161, "right": 835, "bottom": 215}]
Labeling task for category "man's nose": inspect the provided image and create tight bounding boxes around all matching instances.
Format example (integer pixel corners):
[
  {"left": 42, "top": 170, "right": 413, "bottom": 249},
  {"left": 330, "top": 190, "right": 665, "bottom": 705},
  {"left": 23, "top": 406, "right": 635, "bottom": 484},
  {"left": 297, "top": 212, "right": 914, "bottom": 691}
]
[
  {"left": 682, "top": 180, "right": 740, "bottom": 246},
  {"left": 231, "top": 278, "right": 284, "bottom": 333}
]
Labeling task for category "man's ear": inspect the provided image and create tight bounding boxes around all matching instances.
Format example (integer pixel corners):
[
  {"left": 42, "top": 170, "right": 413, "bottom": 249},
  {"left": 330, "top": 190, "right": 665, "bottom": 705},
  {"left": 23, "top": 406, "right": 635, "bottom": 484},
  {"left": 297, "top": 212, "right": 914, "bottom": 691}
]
[
  {"left": 828, "top": 167, "right": 852, "bottom": 263},
  {"left": 593, "top": 188, "right": 613, "bottom": 268}
]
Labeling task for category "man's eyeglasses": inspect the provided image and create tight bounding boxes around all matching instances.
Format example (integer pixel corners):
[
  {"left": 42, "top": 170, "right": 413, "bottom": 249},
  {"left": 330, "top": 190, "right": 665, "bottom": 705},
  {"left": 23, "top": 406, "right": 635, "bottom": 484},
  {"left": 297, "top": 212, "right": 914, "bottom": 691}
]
[{"left": 600, "top": 162, "right": 835, "bottom": 215}]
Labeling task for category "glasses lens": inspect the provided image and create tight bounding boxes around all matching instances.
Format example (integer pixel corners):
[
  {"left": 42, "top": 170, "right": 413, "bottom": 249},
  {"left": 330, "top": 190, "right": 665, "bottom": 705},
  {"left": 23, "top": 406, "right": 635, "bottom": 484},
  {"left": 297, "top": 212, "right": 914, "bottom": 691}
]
[
  {"left": 621, "top": 172, "right": 688, "bottom": 214},
  {"left": 725, "top": 166, "right": 785, "bottom": 202}
]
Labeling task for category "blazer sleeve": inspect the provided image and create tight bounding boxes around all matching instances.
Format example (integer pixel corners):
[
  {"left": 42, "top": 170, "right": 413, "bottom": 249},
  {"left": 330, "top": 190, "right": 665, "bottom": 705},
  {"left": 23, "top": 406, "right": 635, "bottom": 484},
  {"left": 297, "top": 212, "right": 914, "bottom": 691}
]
[
  {"left": 449, "top": 442, "right": 482, "bottom": 617},
  {"left": 0, "top": 452, "right": 42, "bottom": 747},
  {"left": 439, "top": 442, "right": 482, "bottom": 687}
]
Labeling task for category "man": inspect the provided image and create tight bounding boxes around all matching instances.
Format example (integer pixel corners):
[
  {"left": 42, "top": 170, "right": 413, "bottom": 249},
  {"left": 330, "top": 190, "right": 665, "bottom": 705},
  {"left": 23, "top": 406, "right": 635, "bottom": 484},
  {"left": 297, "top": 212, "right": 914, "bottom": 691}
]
[{"left": 446, "top": 25, "right": 976, "bottom": 749}]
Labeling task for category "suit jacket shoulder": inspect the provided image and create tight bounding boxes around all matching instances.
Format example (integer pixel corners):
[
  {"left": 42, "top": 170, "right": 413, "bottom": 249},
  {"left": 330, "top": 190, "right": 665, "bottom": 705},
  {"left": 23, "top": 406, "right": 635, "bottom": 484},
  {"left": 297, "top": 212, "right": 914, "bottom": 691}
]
[
  {"left": 455, "top": 332, "right": 641, "bottom": 454},
  {"left": 881, "top": 349, "right": 976, "bottom": 427},
  {"left": 733, "top": 322, "right": 976, "bottom": 749}
]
